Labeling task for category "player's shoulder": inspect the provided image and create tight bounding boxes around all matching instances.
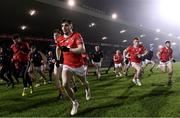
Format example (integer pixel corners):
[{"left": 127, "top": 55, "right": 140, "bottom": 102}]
[
  {"left": 57, "top": 35, "right": 64, "bottom": 40},
  {"left": 73, "top": 32, "right": 83, "bottom": 39},
  {"left": 126, "top": 45, "right": 133, "bottom": 50}
]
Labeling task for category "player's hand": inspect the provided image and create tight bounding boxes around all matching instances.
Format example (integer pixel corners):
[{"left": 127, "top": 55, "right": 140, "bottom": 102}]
[
  {"left": 137, "top": 54, "right": 142, "bottom": 58},
  {"left": 56, "top": 60, "right": 60, "bottom": 68},
  {"left": 60, "top": 46, "right": 70, "bottom": 52},
  {"left": 172, "top": 59, "right": 176, "bottom": 63}
]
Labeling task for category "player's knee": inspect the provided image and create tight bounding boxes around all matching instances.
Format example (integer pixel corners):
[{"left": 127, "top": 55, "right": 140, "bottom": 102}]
[
  {"left": 62, "top": 82, "right": 68, "bottom": 89},
  {"left": 168, "top": 70, "right": 173, "bottom": 75}
]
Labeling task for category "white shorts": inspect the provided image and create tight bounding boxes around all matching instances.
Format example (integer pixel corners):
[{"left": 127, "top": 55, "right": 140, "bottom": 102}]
[
  {"left": 53, "top": 64, "right": 63, "bottom": 75},
  {"left": 159, "top": 61, "right": 172, "bottom": 67},
  {"left": 142, "top": 59, "right": 153, "bottom": 66},
  {"left": 131, "top": 62, "right": 142, "bottom": 68},
  {"left": 114, "top": 63, "right": 122, "bottom": 68},
  {"left": 92, "top": 61, "right": 101, "bottom": 67},
  {"left": 83, "top": 65, "right": 88, "bottom": 71},
  {"left": 63, "top": 65, "right": 85, "bottom": 77}
]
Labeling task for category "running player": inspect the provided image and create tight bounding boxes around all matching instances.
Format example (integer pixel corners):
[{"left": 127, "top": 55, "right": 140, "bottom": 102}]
[
  {"left": 28, "top": 46, "right": 47, "bottom": 87},
  {"left": 113, "top": 50, "right": 123, "bottom": 78},
  {"left": 53, "top": 29, "right": 64, "bottom": 99},
  {"left": 123, "top": 53, "right": 131, "bottom": 77},
  {"left": 56, "top": 19, "right": 91, "bottom": 115},
  {"left": 0, "top": 47, "right": 14, "bottom": 88},
  {"left": 10, "top": 34, "right": 33, "bottom": 96},
  {"left": 156, "top": 41, "right": 175, "bottom": 85},
  {"left": 47, "top": 51, "right": 55, "bottom": 84},
  {"left": 123, "top": 37, "right": 147, "bottom": 86},
  {"left": 91, "top": 46, "right": 103, "bottom": 79},
  {"left": 142, "top": 44, "right": 155, "bottom": 73}
]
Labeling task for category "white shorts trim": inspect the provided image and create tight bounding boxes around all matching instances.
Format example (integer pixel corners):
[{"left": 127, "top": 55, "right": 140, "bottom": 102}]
[
  {"left": 142, "top": 59, "right": 153, "bottom": 66},
  {"left": 114, "top": 63, "right": 122, "bottom": 68},
  {"left": 63, "top": 65, "right": 85, "bottom": 77},
  {"left": 92, "top": 61, "right": 101, "bottom": 67},
  {"left": 159, "top": 61, "right": 172, "bottom": 67},
  {"left": 131, "top": 62, "right": 142, "bottom": 68},
  {"left": 83, "top": 65, "right": 88, "bottom": 71},
  {"left": 53, "top": 64, "right": 63, "bottom": 75}
]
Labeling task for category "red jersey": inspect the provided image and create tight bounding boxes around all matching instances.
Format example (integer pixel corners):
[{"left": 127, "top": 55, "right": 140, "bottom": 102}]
[
  {"left": 82, "top": 54, "right": 88, "bottom": 65},
  {"left": 159, "top": 47, "right": 173, "bottom": 62},
  {"left": 10, "top": 42, "right": 30, "bottom": 62},
  {"left": 126, "top": 45, "right": 146, "bottom": 63},
  {"left": 56, "top": 32, "right": 84, "bottom": 68},
  {"left": 113, "top": 53, "right": 123, "bottom": 64}
]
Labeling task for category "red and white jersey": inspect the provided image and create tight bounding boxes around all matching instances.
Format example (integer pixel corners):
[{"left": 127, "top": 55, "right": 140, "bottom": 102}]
[
  {"left": 126, "top": 45, "right": 146, "bottom": 63},
  {"left": 56, "top": 32, "right": 84, "bottom": 68},
  {"left": 10, "top": 42, "right": 30, "bottom": 62},
  {"left": 113, "top": 53, "right": 123, "bottom": 64},
  {"left": 82, "top": 53, "right": 88, "bottom": 66},
  {"left": 159, "top": 47, "right": 173, "bottom": 62}
]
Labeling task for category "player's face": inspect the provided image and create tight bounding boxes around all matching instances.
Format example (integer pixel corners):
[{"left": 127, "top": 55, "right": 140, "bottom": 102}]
[
  {"left": 95, "top": 46, "right": 99, "bottom": 51},
  {"left": 165, "top": 42, "right": 171, "bottom": 48},
  {"left": 116, "top": 50, "right": 120, "bottom": 54},
  {"left": 133, "top": 40, "right": 139, "bottom": 46},
  {"left": 17, "top": 38, "right": 22, "bottom": 43},
  {"left": 12, "top": 39, "right": 18, "bottom": 44},
  {"left": 61, "top": 22, "right": 72, "bottom": 35}
]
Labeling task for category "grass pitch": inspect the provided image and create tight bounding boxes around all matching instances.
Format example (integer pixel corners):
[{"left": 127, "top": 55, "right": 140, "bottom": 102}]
[{"left": 0, "top": 63, "right": 180, "bottom": 117}]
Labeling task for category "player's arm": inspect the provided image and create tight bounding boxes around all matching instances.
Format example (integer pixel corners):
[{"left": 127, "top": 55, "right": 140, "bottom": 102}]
[
  {"left": 169, "top": 50, "right": 175, "bottom": 62},
  {"left": 113, "top": 55, "right": 116, "bottom": 62},
  {"left": 69, "top": 43, "right": 86, "bottom": 54},
  {"left": 56, "top": 46, "right": 61, "bottom": 60},
  {"left": 142, "top": 48, "right": 148, "bottom": 57}
]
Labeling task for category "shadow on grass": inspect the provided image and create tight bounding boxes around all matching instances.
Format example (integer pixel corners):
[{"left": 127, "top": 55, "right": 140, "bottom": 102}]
[
  {"left": 139, "top": 85, "right": 172, "bottom": 117},
  {"left": 76, "top": 84, "right": 134, "bottom": 116},
  {"left": 77, "top": 84, "right": 173, "bottom": 117}
]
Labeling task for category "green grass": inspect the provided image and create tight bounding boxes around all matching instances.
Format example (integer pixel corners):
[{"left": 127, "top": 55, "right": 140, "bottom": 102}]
[{"left": 1, "top": 63, "right": 180, "bottom": 117}]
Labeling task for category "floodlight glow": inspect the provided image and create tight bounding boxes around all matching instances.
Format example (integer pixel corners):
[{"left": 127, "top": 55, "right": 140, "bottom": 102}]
[
  {"left": 89, "top": 22, "right": 95, "bottom": 28},
  {"left": 91, "top": 23, "right": 95, "bottom": 26},
  {"left": 155, "top": 37, "right": 160, "bottom": 40},
  {"left": 112, "top": 13, "right": 117, "bottom": 19},
  {"left": 139, "top": 24, "right": 143, "bottom": 27},
  {"left": 140, "top": 34, "right": 146, "bottom": 38},
  {"left": 139, "top": 42, "right": 143, "bottom": 44},
  {"left": 29, "top": 10, "right": 36, "bottom": 16},
  {"left": 102, "top": 37, "right": 107, "bottom": 40},
  {"left": 20, "top": 25, "right": 27, "bottom": 30},
  {"left": 156, "top": 29, "right": 161, "bottom": 33},
  {"left": 120, "top": 30, "right": 126, "bottom": 34},
  {"left": 122, "top": 40, "right": 127, "bottom": 43},
  {"left": 177, "top": 36, "right": 180, "bottom": 39},
  {"left": 158, "top": 45, "right": 163, "bottom": 49},
  {"left": 168, "top": 33, "right": 173, "bottom": 37},
  {"left": 158, "top": 0, "right": 180, "bottom": 25},
  {"left": 172, "top": 42, "right": 177, "bottom": 46},
  {"left": 68, "top": 0, "right": 75, "bottom": 7}
]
